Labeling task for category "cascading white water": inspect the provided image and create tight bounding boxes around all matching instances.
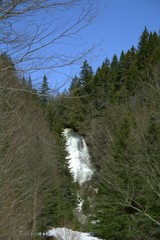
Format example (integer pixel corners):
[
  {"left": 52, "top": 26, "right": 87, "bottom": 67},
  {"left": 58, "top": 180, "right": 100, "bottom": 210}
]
[
  {"left": 63, "top": 128, "right": 93, "bottom": 185},
  {"left": 46, "top": 129, "right": 100, "bottom": 238}
]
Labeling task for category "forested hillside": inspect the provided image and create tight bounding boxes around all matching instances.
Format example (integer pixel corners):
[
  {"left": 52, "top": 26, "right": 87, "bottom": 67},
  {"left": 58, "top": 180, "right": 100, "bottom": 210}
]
[
  {"left": 48, "top": 28, "right": 160, "bottom": 240},
  {"left": 1, "top": 26, "right": 160, "bottom": 240},
  {"left": 0, "top": 53, "right": 78, "bottom": 239}
]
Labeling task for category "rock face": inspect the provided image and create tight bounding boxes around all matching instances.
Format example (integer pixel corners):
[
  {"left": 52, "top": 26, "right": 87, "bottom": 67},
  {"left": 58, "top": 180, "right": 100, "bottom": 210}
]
[
  {"left": 63, "top": 128, "right": 93, "bottom": 185},
  {"left": 45, "top": 236, "right": 58, "bottom": 240}
]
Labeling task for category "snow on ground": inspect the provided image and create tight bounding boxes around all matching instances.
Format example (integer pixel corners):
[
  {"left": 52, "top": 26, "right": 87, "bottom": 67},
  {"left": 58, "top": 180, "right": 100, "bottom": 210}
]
[{"left": 47, "top": 227, "right": 102, "bottom": 240}]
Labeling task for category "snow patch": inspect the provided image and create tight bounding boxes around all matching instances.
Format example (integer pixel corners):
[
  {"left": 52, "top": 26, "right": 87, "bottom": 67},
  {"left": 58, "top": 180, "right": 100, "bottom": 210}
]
[{"left": 47, "top": 227, "right": 102, "bottom": 240}]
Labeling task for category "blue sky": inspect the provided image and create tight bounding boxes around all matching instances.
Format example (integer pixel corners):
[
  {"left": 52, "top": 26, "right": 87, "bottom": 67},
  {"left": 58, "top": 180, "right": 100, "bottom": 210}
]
[
  {"left": 31, "top": 0, "right": 160, "bottom": 91},
  {"left": 88, "top": 0, "right": 160, "bottom": 63}
]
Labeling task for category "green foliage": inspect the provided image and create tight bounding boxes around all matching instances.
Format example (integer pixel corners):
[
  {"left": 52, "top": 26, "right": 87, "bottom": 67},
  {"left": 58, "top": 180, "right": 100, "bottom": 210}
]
[
  {"left": 28, "top": 75, "right": 32, "bottom": 89},
  {"left": 54, "top": 30, "right": 158, "bottom": 129},
  {"left": 79, "top": 59, "right": 94, "bottom": 96},
  {"left": 69, "top": 75, "right": 81, "bottom": 95},
  {"left": 137, "top": 26, "right": 150, "bottom": 69},
  {"left": 92, "top": 58, "right": 110, "bottom": 112},
  {"left": 91, "top": 205, "right": 137, "bottom": 240},
  {"left": 2, "top": 27, "right": 160, "bottom": 239},
  {"left": 39, "top": 75, "right": 50, "bottom": 105},
  {"left": 37, "top": 28, "right": 160, "bottom": 239}
]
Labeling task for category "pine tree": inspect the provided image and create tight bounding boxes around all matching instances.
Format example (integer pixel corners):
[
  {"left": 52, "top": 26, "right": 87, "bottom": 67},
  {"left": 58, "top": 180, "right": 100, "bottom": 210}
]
[
  {"left": 92, "top": 58, "right": 110, "bottom": 112},
  {"left": 39, "top": 75, "right": 50, "bottom": 105},
  {"left": 79, "top": 60, "right": 94, "bottom": 96},
  {"left": 117, "top": 48, "right": 137, "bottom": 101},
  {"left": 148, "top": 31, "right": 160, "bottom": 65},
  {"left": 137, "top": 27, "right": 149, "bottom": 69},
  {"left": 69, "top": 75, "right": 81, "bottom": 96},
  {"left": 28, "top": 75, "right": 32, "bottom": 89},
  {"left": 109, "top": 54, "right": 120, "bottom": 102},
  {"left": 22, "top": 74, "right": 26, "bottom": 86}
]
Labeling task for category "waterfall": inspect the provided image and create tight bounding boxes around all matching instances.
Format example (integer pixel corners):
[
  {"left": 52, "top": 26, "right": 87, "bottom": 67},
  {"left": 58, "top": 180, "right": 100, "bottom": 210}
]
[{"left": 63, "top": 128, "right": 93, "bottom": 185}]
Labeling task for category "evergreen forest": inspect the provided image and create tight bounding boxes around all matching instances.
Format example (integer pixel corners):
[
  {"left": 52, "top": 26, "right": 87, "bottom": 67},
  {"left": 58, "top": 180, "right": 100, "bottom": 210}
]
[{"left": 1, "top": 26, "right": 160, "bottom": 240}]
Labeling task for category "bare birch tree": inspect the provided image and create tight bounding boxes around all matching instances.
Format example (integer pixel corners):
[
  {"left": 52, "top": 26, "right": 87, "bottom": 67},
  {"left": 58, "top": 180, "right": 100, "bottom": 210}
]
[
  {"left": 0, "top": 0, "right": 98, "bottom": 74},
  {"left": 0, "top": 54, "right": 61, "bottom": 239}
]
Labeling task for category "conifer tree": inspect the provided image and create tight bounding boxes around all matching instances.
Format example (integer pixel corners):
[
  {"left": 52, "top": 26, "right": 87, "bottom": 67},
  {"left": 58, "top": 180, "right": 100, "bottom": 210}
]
[
  {"left": 117, "top": 48, "right": 137, "bottom": 101},
  {"left": 69, "top": 75, "right": 81, "bottom": 96},
  {"left": 22, "top": 74, "right": 26, "bottom": 86},
  {"left": 137, "top": 27, "right": 149, "bottom": 69},
  {"left": 148, "top": 31, "right": 160, "bottom": 65},
  {"left": 39, "top": 75, "right": 50, "bottom": 105},
  {"left": 109, "top": 54, "right": 120, "bottom": 102},
  {"left": 92, "top": 58, "right": 110, "bottom": 111},
  {"left": 79, "top": 60, "right": 94, "bottom": 95},
  {"left": 49, "top": 28, "right": 160, "bottom": 240},
  {"left": 28, "top": 75, "right": 32, "bottom": 89}
]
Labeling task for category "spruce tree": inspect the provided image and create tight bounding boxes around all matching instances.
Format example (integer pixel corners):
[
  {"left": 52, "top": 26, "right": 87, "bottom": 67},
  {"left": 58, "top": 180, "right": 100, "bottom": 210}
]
[
  {"left": 28, "top": 75, "right": 32, "bottom": 89},
  {"left": 109, "top": 54, "right": 120, "bottom": 102},
  {"left": 117, "top": 48, "right": 137, "bottom": 101},
  {"left": 39, "top": 75, "right": 50, "bottom": 105},
  {"left": 148, "top": 31, "right": 160, "bottom": 65},
  {"left": 69, "top": 75, "right": 81, "bottom": 96},
  {"left": 79, "top": 60, "right": 94, "bottom": 95},
  {"left": 137, "top": 27, "right": 149, "bottom": 69},
  {"left": 92, "top": 58, "right": 110, "bottom": 112}
]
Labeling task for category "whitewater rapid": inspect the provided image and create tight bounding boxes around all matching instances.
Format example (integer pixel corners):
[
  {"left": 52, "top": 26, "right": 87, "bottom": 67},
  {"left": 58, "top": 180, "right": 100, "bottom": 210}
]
[{"left": 63, "top": 128, "right": 93, "bottom": 185}]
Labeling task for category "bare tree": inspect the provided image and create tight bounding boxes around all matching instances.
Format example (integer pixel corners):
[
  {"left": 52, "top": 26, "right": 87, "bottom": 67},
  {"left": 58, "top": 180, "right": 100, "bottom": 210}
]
[
  {"left": 0, "top": 0, "right": 98, "bottom": 74},
  {"left": 0, "top": 55, "right": 61, "bottom": 239},
  {"left": 0, "top": 2, "right": 99, "bottom": 239}
]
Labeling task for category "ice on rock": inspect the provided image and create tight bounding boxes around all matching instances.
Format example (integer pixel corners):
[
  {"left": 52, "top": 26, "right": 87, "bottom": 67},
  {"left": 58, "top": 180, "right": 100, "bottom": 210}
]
[{"left": 63, "top": 128, "right": 93, "bottom": 185}]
